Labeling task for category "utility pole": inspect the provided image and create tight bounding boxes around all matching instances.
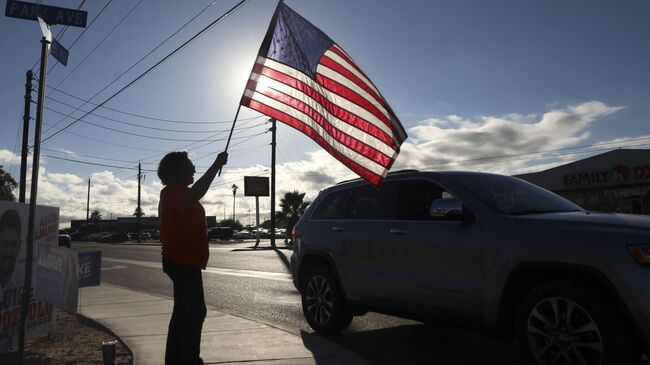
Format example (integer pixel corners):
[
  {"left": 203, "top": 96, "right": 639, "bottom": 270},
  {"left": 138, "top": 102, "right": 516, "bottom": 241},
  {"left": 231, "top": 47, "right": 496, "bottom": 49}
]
[
  {"left": 231, "top": 184, "right": 238, "bottom": 221},
  {"left": 137, "top": 162, "right": 142, "bottom": 243},
  {"left": 19, "top": 70, "right": 33, "bottom": 203},
  {"left": 86, "top": 177, "right": 90, "bottom": 237},
  {"left": 270, "top": 118, "right": 276, "bottom": 248},
  {"left": 18, "top": 36, "right": 49, "bottom": 363}
]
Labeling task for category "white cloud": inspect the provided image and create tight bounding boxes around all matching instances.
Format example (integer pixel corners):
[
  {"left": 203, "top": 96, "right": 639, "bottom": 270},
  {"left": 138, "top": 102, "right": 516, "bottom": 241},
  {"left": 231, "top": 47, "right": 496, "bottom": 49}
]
[{"left": 0, "top": 149, "right": 19, "bottom": 165}]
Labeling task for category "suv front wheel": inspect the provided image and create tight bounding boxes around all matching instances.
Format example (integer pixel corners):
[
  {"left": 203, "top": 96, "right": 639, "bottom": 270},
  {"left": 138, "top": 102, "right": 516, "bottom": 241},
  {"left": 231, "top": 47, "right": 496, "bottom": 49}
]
[
  {"left": 516, "top": 281, "right": 634, "bottom": 365},
  {"left": 301, "top": 266, "right": 352, "bottom": 333}
]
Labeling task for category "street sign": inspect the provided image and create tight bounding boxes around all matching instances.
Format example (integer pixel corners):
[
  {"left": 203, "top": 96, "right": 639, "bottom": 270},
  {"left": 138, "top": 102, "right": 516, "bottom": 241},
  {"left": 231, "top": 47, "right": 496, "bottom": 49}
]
[
  {"left": 5, "top": 0, "right": 87, "bottom": 27},
  {"left": 51, "top": 39, "right": 68, "bottom": 66},
  {"left": 244, "top": 176, "right": 270, "bottom": 196}
]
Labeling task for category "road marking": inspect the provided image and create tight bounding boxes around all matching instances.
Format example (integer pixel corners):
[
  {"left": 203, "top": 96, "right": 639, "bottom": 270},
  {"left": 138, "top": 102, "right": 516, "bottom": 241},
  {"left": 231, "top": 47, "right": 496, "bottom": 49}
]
[
  {"left": 101, "top": 265, "right": 127, "bottom": 271},
  {"left": 253, "top": 293, "right": 301, "bottom": 305},
  {"left": 102, "top": 258, "right": 293, "bottom": 282}
]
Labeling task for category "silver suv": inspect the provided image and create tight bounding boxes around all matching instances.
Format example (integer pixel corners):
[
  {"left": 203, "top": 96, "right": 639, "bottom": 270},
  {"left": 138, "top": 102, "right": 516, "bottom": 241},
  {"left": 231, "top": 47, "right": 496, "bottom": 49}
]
[{"left": 290, "top": 171, "right": 650, "bottom": 365}]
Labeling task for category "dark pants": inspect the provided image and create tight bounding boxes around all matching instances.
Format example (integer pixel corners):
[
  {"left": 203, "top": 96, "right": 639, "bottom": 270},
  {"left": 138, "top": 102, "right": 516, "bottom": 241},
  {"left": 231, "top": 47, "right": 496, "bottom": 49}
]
[{"left": 162, "top": 257, "right": 206, "bottom": 365}]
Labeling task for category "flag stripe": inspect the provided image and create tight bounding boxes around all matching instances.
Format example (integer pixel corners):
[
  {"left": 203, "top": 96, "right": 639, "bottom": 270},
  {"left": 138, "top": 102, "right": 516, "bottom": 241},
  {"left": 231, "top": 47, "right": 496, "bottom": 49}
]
[
  {"left": 316, "top": 61, "right": 391, "bottom": 123},
  {"left": 318, "top": 55, "right": 389, "bottom": 124},
  {"left": 242, "top": 94, "right": 388, "bottom": 185},
  {"left": 315, "top": 71, "right": 395, "bottom": 141},
  {"left": 253, "top": 65, "right": 398, "bottom": 153},
  {"left": 243, "top": 89, "right": 390, "bottom": 175},
  {"left": 258, "top": 57, "right": 397, "bottom": 143},
  {"left": 246, "top": 79, "right": 394, "bottom": 167},
  {"left": 328, "top": 46, "right": 382, "bottom": 100}
]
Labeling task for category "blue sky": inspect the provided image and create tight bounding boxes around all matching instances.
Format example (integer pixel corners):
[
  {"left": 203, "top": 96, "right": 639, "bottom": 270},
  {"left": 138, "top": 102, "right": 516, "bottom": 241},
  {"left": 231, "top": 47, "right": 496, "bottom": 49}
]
[{"left": 1, "top": 0, "right": 649, "bottom": 225}]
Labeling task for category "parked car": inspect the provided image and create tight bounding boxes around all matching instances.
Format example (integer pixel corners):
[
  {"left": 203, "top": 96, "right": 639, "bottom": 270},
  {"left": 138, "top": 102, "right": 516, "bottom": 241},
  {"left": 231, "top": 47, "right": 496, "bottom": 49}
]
[
  {"left": 58, "top": 233, "right": 71, "bottom": 248},
  {"left": 233, "top": 230, "right": 255, "bottom": 239},
  {"left": 209, "top": 227, "right": 233, "bottom": 240},
  {"left": 129, "top": 232, "right": 151, "bottom": 241},
  {"left": 291, "top": 170, "right": 650, "bottom": 364},
  {"left": 99, "top": 232, "right": 128, "bottom": 243}
]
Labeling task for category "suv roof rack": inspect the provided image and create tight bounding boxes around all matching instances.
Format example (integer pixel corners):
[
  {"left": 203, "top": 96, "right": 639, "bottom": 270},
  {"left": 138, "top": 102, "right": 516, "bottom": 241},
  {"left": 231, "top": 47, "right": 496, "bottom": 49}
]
[{"left": 336, "top": 169, "right": 420, "bottom": 185}]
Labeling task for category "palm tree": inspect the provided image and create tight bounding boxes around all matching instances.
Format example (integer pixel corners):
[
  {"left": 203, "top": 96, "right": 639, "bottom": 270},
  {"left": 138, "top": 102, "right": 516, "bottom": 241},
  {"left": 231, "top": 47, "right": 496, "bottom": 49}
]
[
  {"left": 277, "top": 191, "right": 310, "bottom": 245},
  {"left": 89, "top": 210, "right": 102, "bottom": 222}
]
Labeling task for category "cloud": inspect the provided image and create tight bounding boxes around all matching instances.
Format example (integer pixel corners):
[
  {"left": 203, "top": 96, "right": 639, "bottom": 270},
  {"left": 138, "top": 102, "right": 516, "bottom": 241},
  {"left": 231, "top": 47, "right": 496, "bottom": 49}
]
[
  {"left": 0, "top": 149, "right": 19, "bottom": 165},
  {"left": 394, "top": 101, "right": 624, "bottom": 174}
]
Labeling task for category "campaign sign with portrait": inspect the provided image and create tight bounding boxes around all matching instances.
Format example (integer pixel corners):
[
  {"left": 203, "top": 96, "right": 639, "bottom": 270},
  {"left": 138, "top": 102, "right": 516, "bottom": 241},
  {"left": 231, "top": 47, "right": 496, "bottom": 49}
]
[
  {"left": 0, "top": 201, "right": 58, "bottom": 353},
  {"left": 35, "top": 245, "right": 79, "bottom": 313}
]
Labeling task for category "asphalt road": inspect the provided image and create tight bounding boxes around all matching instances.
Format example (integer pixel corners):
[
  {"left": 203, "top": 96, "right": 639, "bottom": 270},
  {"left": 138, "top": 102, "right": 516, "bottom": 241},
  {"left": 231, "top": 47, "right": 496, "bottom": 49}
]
[{"left": 74, "top": 241, "right": 517, "bottom": 365}]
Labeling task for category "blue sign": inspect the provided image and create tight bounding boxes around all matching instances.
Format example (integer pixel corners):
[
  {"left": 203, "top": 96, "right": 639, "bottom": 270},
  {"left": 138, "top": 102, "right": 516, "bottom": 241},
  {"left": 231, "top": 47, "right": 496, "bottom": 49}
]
[
  {"left": 5, "top": 0, "right": 87, "bottom": 28},
  {"left": 78, "top": 251, "right": 102, "bottom": 287},
  {"left": 51, "top": 39, "right": 69, "bottom": 66}
]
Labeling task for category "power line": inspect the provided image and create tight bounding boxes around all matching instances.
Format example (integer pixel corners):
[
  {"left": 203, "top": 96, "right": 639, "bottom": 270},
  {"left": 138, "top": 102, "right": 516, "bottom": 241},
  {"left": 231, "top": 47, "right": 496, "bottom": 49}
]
[
  {"left": 46, "top": 85, "right": 256, "bottom": 124},
  {"left": 41, "top": 0, "right": 250, "bottom": 143},
  {"left": 49, "top": 0, "right": 145, "bottom": 90},
  {"left": 45, "top": 0, "right": 114, "bottom": 76},
  {"left": 42, "top": 122, "right": 169, "bottom": 152},
  {"left": 43, "top": 154, "right": 151, "bottom": 170},
  {"left": 43, "top": 102, "right": 237, "bottom": 134},
  {"left": 31, "top": 0, "right": 87, "bottom": 72}
]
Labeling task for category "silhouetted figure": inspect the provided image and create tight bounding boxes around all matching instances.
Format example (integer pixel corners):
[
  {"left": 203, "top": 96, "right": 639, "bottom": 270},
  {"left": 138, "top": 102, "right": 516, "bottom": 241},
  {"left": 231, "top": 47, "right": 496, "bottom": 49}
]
[{"left": 158, "top": 151, "right": 227, "bottom": 365}]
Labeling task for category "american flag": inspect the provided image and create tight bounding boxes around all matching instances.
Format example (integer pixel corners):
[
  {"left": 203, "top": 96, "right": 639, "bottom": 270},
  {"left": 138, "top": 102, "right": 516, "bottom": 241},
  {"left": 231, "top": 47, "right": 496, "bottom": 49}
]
[{"left": 240, "top": 3, "right": 407, "bottom": 186}]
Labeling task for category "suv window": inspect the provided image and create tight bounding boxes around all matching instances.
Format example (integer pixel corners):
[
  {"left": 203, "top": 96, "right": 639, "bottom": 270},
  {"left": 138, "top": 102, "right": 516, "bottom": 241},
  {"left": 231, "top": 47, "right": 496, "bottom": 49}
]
[
  {"left": 348, "top": 184, "right": 396, "bottom": 220},
  {"left": 397, "top": 180, "right": 451, "bottom": 220},
  {"left": 312, "top": 190, "right": 352, "bottom": 220}
]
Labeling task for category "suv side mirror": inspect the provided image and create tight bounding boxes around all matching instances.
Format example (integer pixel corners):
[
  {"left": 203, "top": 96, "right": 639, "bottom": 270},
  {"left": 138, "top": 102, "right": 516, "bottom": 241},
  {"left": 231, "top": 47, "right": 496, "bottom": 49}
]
[{"left": 430, "top": 198, "right": 466, "bottom": 221}]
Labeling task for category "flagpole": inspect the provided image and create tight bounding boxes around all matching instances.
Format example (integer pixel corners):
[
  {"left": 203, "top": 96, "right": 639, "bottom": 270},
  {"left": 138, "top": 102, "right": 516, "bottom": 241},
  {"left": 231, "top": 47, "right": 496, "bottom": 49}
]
[{"left": 221, "top": 0, "right": 284, "bottom": 160}]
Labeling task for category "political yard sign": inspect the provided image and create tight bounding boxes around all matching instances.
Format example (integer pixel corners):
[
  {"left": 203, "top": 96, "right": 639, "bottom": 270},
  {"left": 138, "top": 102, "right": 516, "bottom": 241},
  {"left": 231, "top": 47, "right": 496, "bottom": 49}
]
[{"left": 0, "top": 201, "right": 59, "bottom": 352}]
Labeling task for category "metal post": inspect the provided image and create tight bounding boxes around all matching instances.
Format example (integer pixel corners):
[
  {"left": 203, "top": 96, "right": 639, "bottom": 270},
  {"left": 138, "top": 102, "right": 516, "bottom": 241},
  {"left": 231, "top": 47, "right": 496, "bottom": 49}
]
[
  {"left": 137, "top": 162, "right": 141, "bottom": 243},
  {"left": 19, "top": 70, "right": 33, "bottom": 203},
  {"left": 270, "top": 118, "right": 276, "bottom": 248},
  {"left": 255, "top": 195, "right": 260, "bottom": 247},
  {"left": 86, "top": 178, "right": 90, "bottom": 237},
  {"left": 18, "top": 37, "right": 49, "bottom": 365},
  {"left": 231, "top": 184, "right": 238, "bottom": 221}
]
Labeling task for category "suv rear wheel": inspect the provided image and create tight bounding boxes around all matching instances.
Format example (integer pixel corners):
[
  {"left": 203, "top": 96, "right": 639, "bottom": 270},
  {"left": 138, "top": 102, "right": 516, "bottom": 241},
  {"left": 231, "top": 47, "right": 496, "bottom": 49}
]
[
  {"left": 516, "top": 281, "right": 634, "bottom": 365},
  {"left": 301, "top": 266, "right": 352, "bottom": 333}
]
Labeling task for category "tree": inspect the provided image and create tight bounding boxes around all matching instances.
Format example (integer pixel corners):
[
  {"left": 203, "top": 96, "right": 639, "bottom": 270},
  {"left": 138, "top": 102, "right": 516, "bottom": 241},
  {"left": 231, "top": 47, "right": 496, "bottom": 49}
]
[
  {"left": 133, "top": 206, "right": 144, "bottom": 218},
  {"left": 219, "top": 218, "right": 242, "bottom": 231},
  {"left": 277, "top": 191, "right": 310, "bottom": 244},
  {"left": 0, "top": 165, "right": 17, "bottom": 202},
  {"left": 89, "top": 210, "right": 102, "bottom": 222}
]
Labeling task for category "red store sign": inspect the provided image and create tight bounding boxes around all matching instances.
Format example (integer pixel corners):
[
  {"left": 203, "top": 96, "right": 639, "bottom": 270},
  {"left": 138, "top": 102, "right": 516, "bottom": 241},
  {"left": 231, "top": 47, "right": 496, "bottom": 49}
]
[{"left": 563, "top": 164, "right": 650, "bottom": 187}]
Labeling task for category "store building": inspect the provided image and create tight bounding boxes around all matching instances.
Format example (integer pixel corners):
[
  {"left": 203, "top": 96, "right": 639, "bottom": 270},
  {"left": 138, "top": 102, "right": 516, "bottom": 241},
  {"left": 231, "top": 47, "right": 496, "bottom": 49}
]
[{"left": 515, "top": 149, "right": 650, "bottom": 215}]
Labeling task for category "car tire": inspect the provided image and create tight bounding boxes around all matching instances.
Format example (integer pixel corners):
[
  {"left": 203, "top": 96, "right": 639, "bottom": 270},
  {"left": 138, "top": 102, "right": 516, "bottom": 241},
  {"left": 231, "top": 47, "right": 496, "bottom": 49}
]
[
  {"left": 515, "top": 281, "right": 635, "bottom": 365},
  {"left": 301, "top": 266, "right": 352, "bottom": 333}
]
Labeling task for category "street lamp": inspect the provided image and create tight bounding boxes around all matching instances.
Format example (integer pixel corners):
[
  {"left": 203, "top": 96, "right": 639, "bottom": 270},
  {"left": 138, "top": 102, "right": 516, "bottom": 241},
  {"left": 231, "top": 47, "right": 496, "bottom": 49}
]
[{"left": 232, "top": 184, "right": 238, "bottom": 221}]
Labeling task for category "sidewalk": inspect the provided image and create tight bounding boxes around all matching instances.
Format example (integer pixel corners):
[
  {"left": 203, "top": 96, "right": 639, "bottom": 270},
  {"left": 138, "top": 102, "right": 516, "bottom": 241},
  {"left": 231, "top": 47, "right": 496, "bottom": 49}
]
[{"left": 79, "top": 284, "right": 369, "bottom": 365}]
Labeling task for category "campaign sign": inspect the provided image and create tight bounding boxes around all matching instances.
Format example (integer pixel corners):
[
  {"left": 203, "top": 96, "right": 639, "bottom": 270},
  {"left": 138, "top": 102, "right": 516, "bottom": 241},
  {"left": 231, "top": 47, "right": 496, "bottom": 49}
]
[
  {"left": 78, "top": 251, "right": 101, "bottom": 288},
  {"left": 0, "top": 201, "right": 58, "bottom": 353},
  {"left": 35, "top": 245, "right": 79, "bottom": 314}
]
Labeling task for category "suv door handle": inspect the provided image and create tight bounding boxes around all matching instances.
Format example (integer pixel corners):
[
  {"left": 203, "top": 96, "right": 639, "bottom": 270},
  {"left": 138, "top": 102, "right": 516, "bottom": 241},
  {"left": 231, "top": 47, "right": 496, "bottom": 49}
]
[
  {"left": 390, "top": 228, "right": 409, "bottom": 235},
  {"left": 331, "top": 226, "right": 346, "bottom": 232}
]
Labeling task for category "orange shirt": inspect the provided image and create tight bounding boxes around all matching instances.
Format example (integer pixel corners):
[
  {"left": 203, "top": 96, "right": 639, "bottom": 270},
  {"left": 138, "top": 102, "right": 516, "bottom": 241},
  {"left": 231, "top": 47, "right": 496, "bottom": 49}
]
[{"left": 159, "top": 185, "right": 209, "bottom": 269}]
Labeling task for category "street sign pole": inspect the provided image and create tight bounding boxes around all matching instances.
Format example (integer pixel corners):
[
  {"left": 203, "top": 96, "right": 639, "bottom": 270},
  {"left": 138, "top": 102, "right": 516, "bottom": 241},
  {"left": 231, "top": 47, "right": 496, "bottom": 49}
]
[{"left": 17, "top": 36, "right": 49, "bottom": 365}]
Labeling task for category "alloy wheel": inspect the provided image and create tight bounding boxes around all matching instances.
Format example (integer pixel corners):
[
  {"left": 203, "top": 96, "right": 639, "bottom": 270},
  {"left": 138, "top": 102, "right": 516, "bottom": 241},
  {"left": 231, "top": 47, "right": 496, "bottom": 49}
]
[
  {"left": 527, "top": 296, "right": 604, "bottom": 365},
  {"left": 305, "top": 274, "right": 333, "bottom": 325}
]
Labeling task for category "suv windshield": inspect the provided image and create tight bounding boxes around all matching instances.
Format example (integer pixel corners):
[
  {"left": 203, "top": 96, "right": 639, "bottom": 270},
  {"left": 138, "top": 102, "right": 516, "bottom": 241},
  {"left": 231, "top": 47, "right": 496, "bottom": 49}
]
[{"left": 456, "top": 174, "right": 584, "bottom": 215}]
